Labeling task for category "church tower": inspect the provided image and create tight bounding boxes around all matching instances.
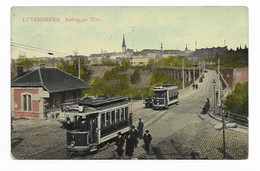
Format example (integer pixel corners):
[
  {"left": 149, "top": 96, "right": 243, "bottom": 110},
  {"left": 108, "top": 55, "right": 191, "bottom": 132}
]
[
  {"left": 122, "top": 35, "right": 126, "bottom": 53},
  {"left": 161, "top": 42, "right": 163, "bottom": 51},
  {"left": 185, "top": 44, "right": 188, "bottom": 51}
]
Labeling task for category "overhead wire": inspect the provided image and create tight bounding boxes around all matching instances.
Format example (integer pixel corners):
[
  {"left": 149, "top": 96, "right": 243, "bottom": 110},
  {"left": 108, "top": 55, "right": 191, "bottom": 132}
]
[
  {"left": 12, "top": 44, "right": 58, "bottom": 55},
  {"left": 11, "top": 42, "right": 71, "bottom": 56}
]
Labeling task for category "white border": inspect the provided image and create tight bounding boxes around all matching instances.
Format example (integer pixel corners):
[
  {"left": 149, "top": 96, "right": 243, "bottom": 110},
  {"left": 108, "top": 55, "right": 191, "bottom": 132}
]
[{"left": 2, "top": 0, "right": 259, "bottom": 171}]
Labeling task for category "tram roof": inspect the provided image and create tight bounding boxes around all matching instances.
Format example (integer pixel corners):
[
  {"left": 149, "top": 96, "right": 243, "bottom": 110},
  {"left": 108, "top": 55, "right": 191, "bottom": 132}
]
[
  {"left": 155, "top": 82, "right": 177, "bottom": 87},
  {"left": 79, "top": 96, "right": 128, "bottom": 108}
]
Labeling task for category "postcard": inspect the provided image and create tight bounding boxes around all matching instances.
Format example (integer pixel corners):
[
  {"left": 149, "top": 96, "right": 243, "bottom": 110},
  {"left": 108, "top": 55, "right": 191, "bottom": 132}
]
[{"left": 11, "top": 6, "right": 248, "bottom": 160}]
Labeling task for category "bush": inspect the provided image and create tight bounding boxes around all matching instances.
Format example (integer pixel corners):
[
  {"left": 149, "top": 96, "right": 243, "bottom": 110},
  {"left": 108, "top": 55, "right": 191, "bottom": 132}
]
[{"left": 224, "top": 82, "right": 248, "bottom": 117}]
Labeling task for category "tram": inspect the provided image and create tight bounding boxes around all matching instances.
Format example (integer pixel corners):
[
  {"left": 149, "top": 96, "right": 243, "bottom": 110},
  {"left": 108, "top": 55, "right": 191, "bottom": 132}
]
[
  {"left": 152, "top": 82, "right": 179, "bottom": 109},
  {"left": 62, "top": 96, "right": 132, "bottom": 156}
]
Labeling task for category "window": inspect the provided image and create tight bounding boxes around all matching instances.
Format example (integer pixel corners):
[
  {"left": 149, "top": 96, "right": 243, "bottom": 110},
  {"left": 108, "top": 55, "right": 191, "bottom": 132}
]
[
  {"left": 125, "top": 107, "right": 128, "bottom": 121},
  {"left": 154, "top": 91, "right": 167, "bottom": 98},
  {"left": 23, "top": 94, "right": 32, "bottom": 111},
  {"left": 116, "top": 109, "right": 120, "bottom": 123},
  {"left": 23, "top": 95, "right": 27, "bottom": 111},
  {"left": 121, "top": 108, "right": 125, "bottom": 121},
  {"left": 111, "top": 110, "right": 115, "bottom": 124},
  {"left": 101, "top": 113, "right": 105, "bottom": 129},
  {"left": 106, "top": 112, "right": 110, "bottom": 127}
]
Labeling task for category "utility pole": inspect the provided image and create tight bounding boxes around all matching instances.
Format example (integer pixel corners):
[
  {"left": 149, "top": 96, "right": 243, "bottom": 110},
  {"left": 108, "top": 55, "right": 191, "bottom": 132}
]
[
  {"left": 220, "top": 100, "right": 226, "bottom": 159},
  {"left": 218, "top": 59, "right": 221, "bottom": 106},
  {"left": 193, "top": 59, "right": 195, "bottom": 85},
  {"left": 212, "top": 79, "right": 216, "bottom": 115},
  {"left": 203, "top": 60, "right": 205, "bottom": 73},
  {"left": 182, "top": 58, "right": 185, "bottom": 89},
  {"left": 73, "top": 49, "right": 80, "bottom": 79},
  {"left": 198, "top": 61, "right": 200, "bottom": 77}
]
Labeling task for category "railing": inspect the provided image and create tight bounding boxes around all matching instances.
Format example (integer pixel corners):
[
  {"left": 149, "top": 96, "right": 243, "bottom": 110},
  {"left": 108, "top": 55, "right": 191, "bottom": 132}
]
[{"left": 225, "top": 111, "right": 248, "bottom": 127}]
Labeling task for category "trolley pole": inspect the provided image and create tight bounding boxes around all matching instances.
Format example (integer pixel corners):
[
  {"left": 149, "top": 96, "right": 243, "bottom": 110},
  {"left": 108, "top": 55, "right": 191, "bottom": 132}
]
[
  {"left": 182, "top": 58, "right": 185, "bottom": 89},
  {"left": 73, "top": 49, "right": 80, "bottom": 79}
]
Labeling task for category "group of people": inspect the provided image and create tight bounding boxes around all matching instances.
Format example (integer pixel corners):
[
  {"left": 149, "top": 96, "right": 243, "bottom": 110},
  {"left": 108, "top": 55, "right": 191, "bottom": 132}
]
[{"left": 115, "top": 118, "right": 152, "bottom": 159}]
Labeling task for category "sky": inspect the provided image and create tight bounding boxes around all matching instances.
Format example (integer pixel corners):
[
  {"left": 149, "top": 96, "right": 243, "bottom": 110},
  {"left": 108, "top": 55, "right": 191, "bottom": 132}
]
[{"left": 11, "top": 6, "right": 248, "bottom": 58}]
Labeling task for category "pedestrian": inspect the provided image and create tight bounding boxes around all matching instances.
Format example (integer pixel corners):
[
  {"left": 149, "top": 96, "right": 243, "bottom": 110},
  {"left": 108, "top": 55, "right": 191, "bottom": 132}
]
[
  {"left": 129, "top": 126, "right": 138, "bottom": 148},
  {"left": 125, "top": 134, "right": 133, "bottom": 159},
  {"left": 137, "top": 118, "right": 144, "bottom": 139},
  {"left": 205, "top": 98, "right": 210, "bottom": 111},
  {"left": 65, "top": 117, "right": 73, "bottom": 130},
  {"left": 115, "top": 132, "right": 125, "bottom": 158},
  {"left": 143, "top": 130, "right": 152, "bottom": 154}
]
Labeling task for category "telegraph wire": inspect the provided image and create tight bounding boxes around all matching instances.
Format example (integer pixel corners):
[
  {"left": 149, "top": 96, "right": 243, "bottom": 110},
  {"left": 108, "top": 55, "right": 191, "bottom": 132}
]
[
  {"left": 11, "top": 44, "right": 59, "bottom": 55},
  {"left": 11, "top": 42, "right": 71, "bottom": 56}
]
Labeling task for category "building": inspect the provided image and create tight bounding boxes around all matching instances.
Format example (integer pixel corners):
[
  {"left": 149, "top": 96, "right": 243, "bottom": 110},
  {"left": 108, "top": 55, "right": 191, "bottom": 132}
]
[
  {"left": 88, "top": 35, "right": 134, "bottom": 65},
  {"left": 192, "top": 46, "right": 228, "bottom": 58},
  {"left": 11, "top": 66, "right": 89, "bottom": 119}
]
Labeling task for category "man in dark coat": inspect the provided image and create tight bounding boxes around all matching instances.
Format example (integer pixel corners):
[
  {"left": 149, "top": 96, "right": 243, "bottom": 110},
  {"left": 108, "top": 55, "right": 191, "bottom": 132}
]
[
  {"left": 137, "top": 118, "right": 144, "bottom": 139},
  {"left": 115, "top": 132, "right": 125, "bottom": 158},
  {"left": 125, "top": 134, "right": 133, "bottom": 159},
  {"left": 129, "top": 126, "right": 138, "bottom": 148},
  {"left": 143, "top": 130, "right": 152, "bottom": 154}
]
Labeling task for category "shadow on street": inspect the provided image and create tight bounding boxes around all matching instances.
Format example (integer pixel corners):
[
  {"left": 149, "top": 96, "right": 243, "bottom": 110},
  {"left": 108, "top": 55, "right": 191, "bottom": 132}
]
[{"left": 11, "top": 138, "right": 24, "bottom": 149}]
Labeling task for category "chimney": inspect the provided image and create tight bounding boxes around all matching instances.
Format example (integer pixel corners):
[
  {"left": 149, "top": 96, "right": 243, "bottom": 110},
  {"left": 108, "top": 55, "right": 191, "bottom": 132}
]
[{"left": 16, "top": 65, "right": 24, "bottom": 77}]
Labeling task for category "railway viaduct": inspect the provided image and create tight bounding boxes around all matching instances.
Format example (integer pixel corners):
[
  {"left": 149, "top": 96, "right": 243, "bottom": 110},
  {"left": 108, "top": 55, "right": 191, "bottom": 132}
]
[{"left": 152, "top": 66, "right": 202, "bottom": 84}]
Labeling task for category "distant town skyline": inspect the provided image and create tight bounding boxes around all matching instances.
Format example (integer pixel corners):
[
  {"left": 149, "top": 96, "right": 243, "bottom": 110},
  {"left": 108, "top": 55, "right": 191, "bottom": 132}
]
[{"left": 11, "top": 6, "right": 248, "bottom": 59}]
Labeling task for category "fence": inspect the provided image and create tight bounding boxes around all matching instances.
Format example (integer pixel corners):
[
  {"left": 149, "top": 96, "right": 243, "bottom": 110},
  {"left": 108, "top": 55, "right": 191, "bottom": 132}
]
[{"left": 225, "top": 111, "right": 248, "bottom": 127}]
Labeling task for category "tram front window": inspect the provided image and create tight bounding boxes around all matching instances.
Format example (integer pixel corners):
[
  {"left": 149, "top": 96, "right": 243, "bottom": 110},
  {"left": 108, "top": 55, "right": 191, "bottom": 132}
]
[{"left": 154, "top": 91, "right": 167, "bottom": 98}]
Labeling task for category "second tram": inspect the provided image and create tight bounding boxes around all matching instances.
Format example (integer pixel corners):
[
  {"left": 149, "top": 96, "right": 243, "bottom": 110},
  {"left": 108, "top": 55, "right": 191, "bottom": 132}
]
[{"left": 152, "top": 82, "right": 179, "bottom": 109}]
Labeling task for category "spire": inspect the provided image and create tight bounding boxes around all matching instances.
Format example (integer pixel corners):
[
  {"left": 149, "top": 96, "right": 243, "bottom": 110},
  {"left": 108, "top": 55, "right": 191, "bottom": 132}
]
[
  {"left": 185, "top": 44, "right": 188, "bottom": 51},
  {"left": 122, "top": 35, "right": 126, "bottom": 48},
  {"left": 161, "top": 42, "right": 163, "bottom": 51},
  {"left": 122, "top": 35, "right": 126, "bottom": 53}
]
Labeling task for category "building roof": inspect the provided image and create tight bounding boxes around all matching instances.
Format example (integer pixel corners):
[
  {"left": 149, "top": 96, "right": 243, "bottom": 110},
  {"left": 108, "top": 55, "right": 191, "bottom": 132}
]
[{"left": 11, "top": 67, "right": 89, "bottom": 93}]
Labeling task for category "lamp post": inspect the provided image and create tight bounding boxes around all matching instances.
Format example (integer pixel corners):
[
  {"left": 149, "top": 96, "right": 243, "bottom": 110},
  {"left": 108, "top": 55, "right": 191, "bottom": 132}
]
[
  {"left": 212, "top": 79, "right": 216, "bottom": 115},
  {"left": 220, "top": 100, "right": 226, "bottom": 159}
]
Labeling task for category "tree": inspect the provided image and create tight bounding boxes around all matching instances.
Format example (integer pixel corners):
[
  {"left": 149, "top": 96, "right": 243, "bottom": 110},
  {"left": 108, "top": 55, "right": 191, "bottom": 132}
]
[
  {"left": 130, "top": 69, "right": 140, "bottom": 84},
  {"left": 56, "top": 58, "right": 92, "bottom": 83},
  {"left": 224, "top": 82, "right": 248, "bottom": 117}
]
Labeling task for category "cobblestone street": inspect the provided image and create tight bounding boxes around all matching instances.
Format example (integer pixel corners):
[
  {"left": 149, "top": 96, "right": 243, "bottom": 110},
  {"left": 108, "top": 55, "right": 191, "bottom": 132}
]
[{"left": 11, "top": 70, "right": 248, "bottom": 159}]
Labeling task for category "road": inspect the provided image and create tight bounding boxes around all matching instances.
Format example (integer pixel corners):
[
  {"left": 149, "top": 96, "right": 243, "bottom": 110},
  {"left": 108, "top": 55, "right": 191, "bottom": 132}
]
[{"left": 11, "top": 70, "right": 248, "bottom": 159}]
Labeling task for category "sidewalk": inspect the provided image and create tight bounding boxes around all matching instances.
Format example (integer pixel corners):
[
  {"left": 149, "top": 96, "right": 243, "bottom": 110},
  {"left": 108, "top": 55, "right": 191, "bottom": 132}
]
[{"left": 198, "top": 106, "right": 248, "bottom": 134}]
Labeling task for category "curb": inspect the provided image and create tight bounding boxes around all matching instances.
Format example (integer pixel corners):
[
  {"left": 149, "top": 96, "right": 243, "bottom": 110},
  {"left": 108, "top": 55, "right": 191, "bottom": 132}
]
[{"left": 207, "top": 111, "right": 248, "bottom": 131}]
